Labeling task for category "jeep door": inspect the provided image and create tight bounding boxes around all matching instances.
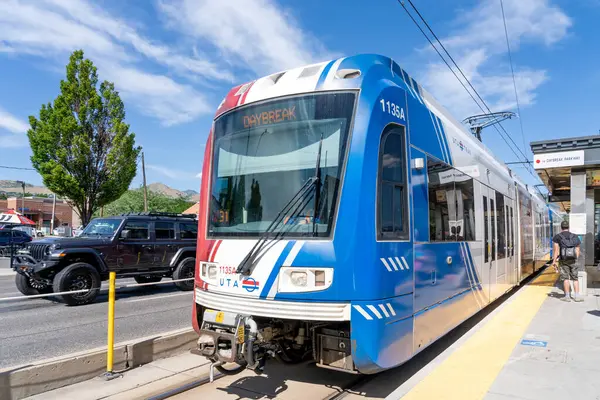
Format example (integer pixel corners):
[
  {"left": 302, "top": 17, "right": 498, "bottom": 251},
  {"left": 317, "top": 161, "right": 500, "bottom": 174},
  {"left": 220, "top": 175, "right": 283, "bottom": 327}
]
[
  {"left": 154, "top": 221, "right": 178, "bottom": 267},
  {"left": 117, "top": 220, "right": 155, "bottom": 271}
]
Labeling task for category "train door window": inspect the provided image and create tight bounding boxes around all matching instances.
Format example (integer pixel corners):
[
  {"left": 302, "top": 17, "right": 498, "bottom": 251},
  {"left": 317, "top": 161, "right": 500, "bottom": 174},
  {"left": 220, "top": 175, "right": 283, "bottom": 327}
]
[
  {"left": 484, "top": 195, "right": 489, "bottom": 262},
  {"left": 377, "top": 125, "right": 408, "bottom": 240},
  {"left": 453, "top": 170, "right": 475, "bottom": 241},
  {"left": 490, "top": 198, "right": 496, "bottom": 260},
  {"left": 496, "top": 193, "right": 505, "bottom": 258},
  {"left": 509, "top": 206, "right": 514, "bottom": 256}
]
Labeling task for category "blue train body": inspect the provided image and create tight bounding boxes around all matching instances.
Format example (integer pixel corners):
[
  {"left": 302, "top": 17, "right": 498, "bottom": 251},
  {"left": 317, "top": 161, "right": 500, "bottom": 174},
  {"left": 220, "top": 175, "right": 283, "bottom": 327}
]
[{"left": 192, "top": 54, "right": 563, "bottom": 375}]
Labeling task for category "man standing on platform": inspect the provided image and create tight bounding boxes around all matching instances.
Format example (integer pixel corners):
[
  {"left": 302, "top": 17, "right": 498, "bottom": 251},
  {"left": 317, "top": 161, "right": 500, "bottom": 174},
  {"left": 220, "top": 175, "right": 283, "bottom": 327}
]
[{"left": 552, "top": 220, "right": 583, "bottom": 302}]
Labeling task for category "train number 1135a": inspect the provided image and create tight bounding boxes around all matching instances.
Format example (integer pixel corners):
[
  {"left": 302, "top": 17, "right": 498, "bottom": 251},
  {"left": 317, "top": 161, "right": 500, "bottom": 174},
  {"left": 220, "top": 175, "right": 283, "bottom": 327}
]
[{"left": 380, "top": 99, "right": 405, "bottom": 121}]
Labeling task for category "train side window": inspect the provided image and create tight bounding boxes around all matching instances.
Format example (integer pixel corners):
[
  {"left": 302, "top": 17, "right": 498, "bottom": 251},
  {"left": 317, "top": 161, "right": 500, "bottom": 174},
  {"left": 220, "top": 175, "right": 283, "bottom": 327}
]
[
  {"left": 427, "top": 158, "right": 476, "bottom": 241},
  {"left": 377, "top": 125, "right": 408, "bottom": 240}
]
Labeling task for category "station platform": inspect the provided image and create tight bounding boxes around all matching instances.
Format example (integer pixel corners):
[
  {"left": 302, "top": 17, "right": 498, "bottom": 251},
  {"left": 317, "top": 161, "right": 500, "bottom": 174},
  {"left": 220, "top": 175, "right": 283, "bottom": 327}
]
[{"left": 27, "top": 266, "right": 600, "bottom": 400}]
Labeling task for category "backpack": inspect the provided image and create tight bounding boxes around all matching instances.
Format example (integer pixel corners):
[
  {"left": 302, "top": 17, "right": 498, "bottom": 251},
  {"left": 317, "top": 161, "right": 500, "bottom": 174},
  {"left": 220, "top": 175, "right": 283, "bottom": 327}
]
[{"left": 558, "top": 232, "right": 578, "bottom": 261}]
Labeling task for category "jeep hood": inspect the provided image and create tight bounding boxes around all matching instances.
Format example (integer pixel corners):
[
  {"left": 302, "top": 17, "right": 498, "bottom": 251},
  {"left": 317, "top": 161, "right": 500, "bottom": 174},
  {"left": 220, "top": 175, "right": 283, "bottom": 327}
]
[{"left": 32, "top": 236, "right": 112, "bottom": 248}]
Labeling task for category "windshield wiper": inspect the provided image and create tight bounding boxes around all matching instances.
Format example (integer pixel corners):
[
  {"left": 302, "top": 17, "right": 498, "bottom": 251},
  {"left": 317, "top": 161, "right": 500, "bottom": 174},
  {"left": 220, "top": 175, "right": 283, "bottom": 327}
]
[
  {"left": 236, "top": 176, "right": 317, "bottom": 275},
  {"left": 312, "top": 133, "right": 323, "bottom": 236}
]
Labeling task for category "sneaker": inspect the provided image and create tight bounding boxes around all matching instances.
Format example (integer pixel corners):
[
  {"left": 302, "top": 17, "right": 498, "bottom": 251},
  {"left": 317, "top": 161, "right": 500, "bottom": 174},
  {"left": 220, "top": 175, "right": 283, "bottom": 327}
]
[
  {"left": 560, "top": 296, "right": 571, "bottom": 302},
  {"left": 572, "top": 297, "right": 584, "bottom": 302}
]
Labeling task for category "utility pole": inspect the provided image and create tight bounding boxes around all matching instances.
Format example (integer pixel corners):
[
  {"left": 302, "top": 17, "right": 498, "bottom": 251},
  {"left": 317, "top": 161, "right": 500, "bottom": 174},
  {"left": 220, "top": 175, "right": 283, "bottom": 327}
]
[
  {"left": 142, "top": 151, "right": 148, "bottom": 212},
  {"left": 50, "top": 193, "right": 56, "bottom": 232},
  {"left": 16, "top": 181, "right": 25, "bottom": 214}
]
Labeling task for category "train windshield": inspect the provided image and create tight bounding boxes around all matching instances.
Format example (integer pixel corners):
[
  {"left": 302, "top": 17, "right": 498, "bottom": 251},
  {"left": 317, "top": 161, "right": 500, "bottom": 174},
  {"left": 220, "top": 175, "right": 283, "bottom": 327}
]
[{"left": 208, "top": 92, "right": 355, "bottom": 238}]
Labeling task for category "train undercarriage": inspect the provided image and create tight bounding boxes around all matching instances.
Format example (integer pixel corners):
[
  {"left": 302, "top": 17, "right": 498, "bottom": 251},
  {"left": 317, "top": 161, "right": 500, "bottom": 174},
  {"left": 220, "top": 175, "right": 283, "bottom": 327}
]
[{"left": 195, "top": 307, "right": 355, "bottom": 380}]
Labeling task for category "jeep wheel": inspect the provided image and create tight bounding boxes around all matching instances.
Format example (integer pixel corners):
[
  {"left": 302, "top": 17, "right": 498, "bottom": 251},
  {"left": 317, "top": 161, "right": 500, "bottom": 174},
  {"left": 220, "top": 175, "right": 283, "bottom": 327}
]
[
  {"left": 134, "top": 276, "right": 163, "bottom": 285},
  {"left": 53, "top": 263, "right": 101, "bottom": 306},
  {"left": 173, "top": 257, "right": 195, "bottom": 291},
  {"left": 15, "top": 274, "right": 40, "bottom": 296}
]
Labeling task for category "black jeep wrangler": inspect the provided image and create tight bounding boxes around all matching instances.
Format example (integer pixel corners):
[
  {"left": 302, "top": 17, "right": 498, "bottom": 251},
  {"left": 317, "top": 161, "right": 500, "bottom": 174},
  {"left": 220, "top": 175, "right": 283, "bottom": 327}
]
[{"left": 12, "top": 212, "right": 198, "bottom": 305}]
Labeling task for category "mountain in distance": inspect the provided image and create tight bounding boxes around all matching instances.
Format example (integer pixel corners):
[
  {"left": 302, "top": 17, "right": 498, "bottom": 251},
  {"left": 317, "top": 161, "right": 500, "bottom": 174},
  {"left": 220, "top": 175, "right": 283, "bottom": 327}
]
[
  {"left": 0, "top": 180, "right": 52, "bottom": 195},
  {"left": 146, "top": 182, "right": 198, "bottom": 199},
  {"left": 0, "top": 180, "right": 199, "bottom": 200}
]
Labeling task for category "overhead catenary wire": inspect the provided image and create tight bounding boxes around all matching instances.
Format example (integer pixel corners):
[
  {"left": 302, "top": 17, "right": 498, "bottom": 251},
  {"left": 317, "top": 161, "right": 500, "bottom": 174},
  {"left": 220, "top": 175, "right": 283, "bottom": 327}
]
[
  {"left": 500, "top": 0, "right": 528, "bottom": 156},
  {"left": 397, "top": 0, "right": 541, "bottom": 183},
  {"left": 0, "top": 165, "right": 36, "bottom": 171}
]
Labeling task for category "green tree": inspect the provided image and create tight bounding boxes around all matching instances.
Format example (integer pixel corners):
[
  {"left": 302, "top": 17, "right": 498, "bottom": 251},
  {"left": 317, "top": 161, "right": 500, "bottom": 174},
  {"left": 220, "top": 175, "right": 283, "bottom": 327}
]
[
  {"left": 95, "top": 188, "right": 194, "bottom": 217},
  {"left": 28, "top": 50, "right": 141, "bottom": 225}
]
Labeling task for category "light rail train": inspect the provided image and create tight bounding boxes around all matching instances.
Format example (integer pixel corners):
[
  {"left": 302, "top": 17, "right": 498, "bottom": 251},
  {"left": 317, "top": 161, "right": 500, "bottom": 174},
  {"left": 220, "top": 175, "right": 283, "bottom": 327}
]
[{"left": 192, "top": 54, "right": 563, "bottom": 376}]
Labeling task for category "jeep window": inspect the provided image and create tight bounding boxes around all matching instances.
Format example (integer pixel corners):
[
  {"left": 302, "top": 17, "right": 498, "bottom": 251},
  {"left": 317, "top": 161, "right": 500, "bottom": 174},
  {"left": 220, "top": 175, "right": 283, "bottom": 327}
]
[
  {"left": 179, "top": 222, "right": 197, "bottom": 239},
  {"left": 155, "top": 222, "right": 175, "bottom": 239},
  {"left": 123, "top": 221, "right": 149, "bottom": 240},
  {"left": 80, "top": 218, "right": 121, "bottom": 237}
]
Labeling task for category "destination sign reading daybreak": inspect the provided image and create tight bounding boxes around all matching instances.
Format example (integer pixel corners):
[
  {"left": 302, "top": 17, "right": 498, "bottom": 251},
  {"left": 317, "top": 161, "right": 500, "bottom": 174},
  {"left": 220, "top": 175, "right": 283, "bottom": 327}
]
[
  {"left": 243, "top": 106, "right": 297, "bottom": 128},
  {"left": 236, "top": 98, "right": 316, "bottom": 130}
]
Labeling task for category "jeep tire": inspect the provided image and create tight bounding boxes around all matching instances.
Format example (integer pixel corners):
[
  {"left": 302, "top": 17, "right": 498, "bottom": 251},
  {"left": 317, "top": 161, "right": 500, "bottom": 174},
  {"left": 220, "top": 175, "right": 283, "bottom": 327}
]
[
  {"left": 173, "top": 257, "right": 195, "bottom": 291},
  {"left": 53, "top": 262, "right": 101, "bottom": 306},
  {"left": 15, "top": 274, "right": 53, "bottom": 296}
]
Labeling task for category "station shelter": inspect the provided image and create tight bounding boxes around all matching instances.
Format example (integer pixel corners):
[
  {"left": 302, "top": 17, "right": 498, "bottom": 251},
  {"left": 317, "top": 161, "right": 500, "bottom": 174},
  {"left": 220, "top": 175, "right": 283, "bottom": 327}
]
[{"left": 531, "top": 135, "right": 600, "bottom": 283}]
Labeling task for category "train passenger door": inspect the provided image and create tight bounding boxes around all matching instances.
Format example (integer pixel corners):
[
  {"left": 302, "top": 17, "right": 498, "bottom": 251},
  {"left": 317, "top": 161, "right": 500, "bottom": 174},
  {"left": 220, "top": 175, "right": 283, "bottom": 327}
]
[
  {"left": 482, "top": 187, "right": 495, "bottom": 302},
  {"left": 493, "top": 192, "right": 509, "bottom": 298},
  {"left": 505, "top": 198, "right": 517, "bottom": 286}
]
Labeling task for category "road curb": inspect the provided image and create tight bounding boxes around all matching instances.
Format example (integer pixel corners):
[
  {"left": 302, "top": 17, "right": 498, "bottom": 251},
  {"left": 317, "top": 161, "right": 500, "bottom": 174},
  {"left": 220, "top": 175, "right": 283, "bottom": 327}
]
[{"left": 0, "top": 328, "right": 197, "bottom": 400}]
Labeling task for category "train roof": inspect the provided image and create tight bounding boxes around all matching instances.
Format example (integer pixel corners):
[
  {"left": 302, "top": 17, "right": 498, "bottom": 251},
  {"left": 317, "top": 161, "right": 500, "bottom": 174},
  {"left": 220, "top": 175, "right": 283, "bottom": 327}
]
[{"left": 214, "top": 53, "right": 545, "bottom": 206}]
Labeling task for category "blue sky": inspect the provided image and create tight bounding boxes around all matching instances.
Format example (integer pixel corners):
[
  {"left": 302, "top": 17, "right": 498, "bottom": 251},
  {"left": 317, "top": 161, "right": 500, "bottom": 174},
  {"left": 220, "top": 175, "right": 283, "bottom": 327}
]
[{"left": 0, "top": 0, "right": 597, "bottom": 192}]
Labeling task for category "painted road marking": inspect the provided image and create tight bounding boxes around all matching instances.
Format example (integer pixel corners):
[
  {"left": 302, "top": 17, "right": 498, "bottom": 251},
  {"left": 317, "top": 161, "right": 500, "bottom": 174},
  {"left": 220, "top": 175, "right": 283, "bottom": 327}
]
[
  {"left": 124, "top": 292, "right": 192, "bottom": 303},
  {"left": 399, "top": 266, "right": 557, "bottom": 400}
]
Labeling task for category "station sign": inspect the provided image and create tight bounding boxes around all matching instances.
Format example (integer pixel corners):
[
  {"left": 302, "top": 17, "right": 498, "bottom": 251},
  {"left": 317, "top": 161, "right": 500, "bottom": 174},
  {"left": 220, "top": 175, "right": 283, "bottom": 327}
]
[{"left": 533, "top": 150, "right": 584, "bottom": 169}]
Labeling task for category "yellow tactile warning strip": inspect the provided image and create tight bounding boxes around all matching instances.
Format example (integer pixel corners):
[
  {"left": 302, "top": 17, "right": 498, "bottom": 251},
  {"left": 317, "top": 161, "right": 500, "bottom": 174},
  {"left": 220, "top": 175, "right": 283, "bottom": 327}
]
[{"left": 401, "top": 267, "right": 558, "bottom": 400}]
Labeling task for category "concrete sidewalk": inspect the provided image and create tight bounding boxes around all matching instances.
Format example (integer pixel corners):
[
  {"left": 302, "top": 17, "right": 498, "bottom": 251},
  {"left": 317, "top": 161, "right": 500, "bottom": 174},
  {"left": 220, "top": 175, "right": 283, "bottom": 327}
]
[
  {"left": 23, "top": 352, "right": 212, "bottom": 400},
  {"left": 485, "top": 284, "right": 600, "bottom": 399}
]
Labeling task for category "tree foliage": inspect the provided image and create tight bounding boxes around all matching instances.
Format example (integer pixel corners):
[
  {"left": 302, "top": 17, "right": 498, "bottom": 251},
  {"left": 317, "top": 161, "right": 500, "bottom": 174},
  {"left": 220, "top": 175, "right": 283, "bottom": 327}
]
[
  {"left": 96, "top": 188, "right": 194, "bottom": 217},
  {"left": 28, "top": 50, "right": 141, "bottom": 225}
]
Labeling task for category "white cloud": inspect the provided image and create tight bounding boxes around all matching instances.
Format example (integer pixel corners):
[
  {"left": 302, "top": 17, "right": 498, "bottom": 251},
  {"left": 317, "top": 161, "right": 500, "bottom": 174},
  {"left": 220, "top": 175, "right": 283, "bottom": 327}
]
[
  {"left": 196, "top": 172, "right": 202, "bottom": 178},
  {"left": 147, "top": 164, "right": 199, "bottom": 180},
  {"left": 0, "top": 107, "right": 29, "bottom": 134},
  {"left": 417, "top": 0, "right": 571, "bottom": 118},
  {"left": 0, "top": 0, "right": 230, "bottom": 126},
  {"left": 157, "top": 0, "right": 331, "bottom": 76}
]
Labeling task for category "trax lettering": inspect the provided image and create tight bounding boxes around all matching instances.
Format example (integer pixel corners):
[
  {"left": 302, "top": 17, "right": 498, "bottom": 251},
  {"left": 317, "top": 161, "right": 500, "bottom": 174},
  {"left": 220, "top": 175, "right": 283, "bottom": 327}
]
[{"left": 243, "top": 106, "right": 296, "bottom": 128}]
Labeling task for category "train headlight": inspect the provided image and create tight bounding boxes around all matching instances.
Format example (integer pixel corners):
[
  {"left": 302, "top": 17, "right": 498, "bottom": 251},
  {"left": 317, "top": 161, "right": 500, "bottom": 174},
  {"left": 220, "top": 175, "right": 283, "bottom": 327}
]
[
  {"left": 290, "top": 271, "right": 307, "bottom": 287},
  {"left": 278, "top": 267, "right": 333, "bottom": 293},
  {"left": 200, "top": 262, "right": 218, "bottom": 284},
  {"left": 208, "top": 265, "right": 217, "bottom": 280}
]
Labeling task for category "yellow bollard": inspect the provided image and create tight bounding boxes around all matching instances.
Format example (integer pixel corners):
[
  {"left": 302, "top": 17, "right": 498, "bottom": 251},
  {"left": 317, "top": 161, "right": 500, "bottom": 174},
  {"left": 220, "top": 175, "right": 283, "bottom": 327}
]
[{"left": 103, "top": 271, "right": 120, "bottom": 380}]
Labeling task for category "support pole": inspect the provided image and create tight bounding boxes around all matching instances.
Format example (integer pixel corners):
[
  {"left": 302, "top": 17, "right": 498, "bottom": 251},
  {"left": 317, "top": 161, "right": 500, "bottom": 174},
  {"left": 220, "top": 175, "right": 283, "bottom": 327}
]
[
  {"left": 103, "top": 271, "right": 121, "bottom": 380},
  {"left": 50, "top": 194, "right": 56, "bottom": 233},
  {"left": 142, "top": 152, "right": 148, "bottom": 212}
]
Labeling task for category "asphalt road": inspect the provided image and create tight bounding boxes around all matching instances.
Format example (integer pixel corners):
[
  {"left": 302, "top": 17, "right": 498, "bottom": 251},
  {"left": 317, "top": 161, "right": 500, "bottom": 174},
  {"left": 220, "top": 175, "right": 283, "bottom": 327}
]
[{"left": 0, "top": 260, "right": 194, "bottom": 369}]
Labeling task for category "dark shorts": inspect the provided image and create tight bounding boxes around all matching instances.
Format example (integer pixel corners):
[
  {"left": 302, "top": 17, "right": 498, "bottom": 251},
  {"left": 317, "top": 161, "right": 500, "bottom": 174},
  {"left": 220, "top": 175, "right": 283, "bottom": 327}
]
[{"left": 559, "top": 262, "right": 578, "bottom": 280}]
